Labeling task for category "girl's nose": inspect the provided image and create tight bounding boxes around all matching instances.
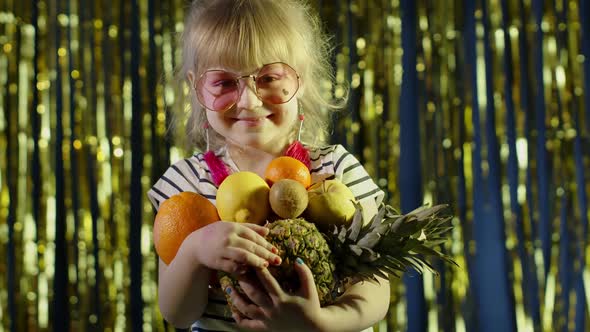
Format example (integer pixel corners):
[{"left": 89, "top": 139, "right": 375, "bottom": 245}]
[{"left": 236, "top": 78, "right": 263, "bottom": 110}]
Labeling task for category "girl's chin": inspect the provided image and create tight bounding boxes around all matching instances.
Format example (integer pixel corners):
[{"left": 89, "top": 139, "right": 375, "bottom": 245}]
[
  {"left": 234, "top": 137, "right": 270, "bottom": 149},
  {"left": 228, "top": 134, "right": 288, "bottom": 152}
]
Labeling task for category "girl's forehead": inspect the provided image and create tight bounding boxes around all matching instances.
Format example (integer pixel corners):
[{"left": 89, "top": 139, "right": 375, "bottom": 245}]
[
  {"left": 200, "top": 55, "right": 294, "bottom": 75},
  {"left": 190, "top": 0, "right": 307, "bottom": 77},
  {"left": 204, "top": 62, "right": 262, "bottom": 74},
  {"left": 194, "top": 32, "right": 298, "bottom": 74},
  {"left": 203, "top": 62, "right": 287, "bottom": 74},
  {"left": 193, "top": 23, "right": 301, "bottom": 76}
]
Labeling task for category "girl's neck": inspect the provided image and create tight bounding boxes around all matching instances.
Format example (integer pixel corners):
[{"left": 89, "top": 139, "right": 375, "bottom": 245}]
[{"left": 226, "top": 141, "right": 288, "bottom": 177}]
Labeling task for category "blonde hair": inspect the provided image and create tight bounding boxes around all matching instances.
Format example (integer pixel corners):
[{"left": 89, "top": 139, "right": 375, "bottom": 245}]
[{"left": 169, "top": 0, "right": 347, "bottom": 152}]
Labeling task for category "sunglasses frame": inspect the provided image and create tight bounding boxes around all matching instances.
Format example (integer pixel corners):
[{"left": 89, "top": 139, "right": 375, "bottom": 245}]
[{"left": 194, "top": 62, "right": 301, "bottom": 112}]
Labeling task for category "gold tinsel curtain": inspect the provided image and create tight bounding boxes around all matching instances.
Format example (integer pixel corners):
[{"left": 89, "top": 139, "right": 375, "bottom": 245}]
[{"left": 1, "top": 0, "right": 589, "bottom": 331}]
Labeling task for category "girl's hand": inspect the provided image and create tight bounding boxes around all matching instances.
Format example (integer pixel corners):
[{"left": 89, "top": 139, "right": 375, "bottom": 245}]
[
  {"left": 190, "top": 221, "right": 281, "bottom": 275},
  {"left": 226, "top": 258, "right": 325, "bottom": 332}
]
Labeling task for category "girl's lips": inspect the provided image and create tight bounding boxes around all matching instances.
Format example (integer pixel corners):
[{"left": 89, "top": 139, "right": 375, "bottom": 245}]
[
  {"left": 239, "top": 117, "right": 265, "bottom": 121},
  {"left": 233, "top": 114, "right": 273, "bottom": 126}
]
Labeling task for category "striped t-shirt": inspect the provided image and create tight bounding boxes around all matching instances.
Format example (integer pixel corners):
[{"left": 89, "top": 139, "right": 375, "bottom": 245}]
[{"left": 147, "top": 144, "right": 384, "bottom": 332}]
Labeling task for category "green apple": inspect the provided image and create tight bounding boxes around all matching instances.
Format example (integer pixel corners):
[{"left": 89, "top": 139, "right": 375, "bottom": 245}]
[{"left": 305, "top": 179, "right": 356, "bottom": 231}]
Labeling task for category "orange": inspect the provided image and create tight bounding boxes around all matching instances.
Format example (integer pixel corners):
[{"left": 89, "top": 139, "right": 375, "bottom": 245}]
[
  {"left": 153, "top": 192, "right": 220, "bottom": 264},
  {"left": 264, "top": 156, "right": 311, "bottom": 188}
]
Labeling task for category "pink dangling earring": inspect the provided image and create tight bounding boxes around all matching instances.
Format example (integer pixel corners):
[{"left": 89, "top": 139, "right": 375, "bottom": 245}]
[
  {"left": 202, "top": 122, "right": 231, "bottom": 186},
  {"left": 284, "top": 100, "right": 311, "bottom": 169}
]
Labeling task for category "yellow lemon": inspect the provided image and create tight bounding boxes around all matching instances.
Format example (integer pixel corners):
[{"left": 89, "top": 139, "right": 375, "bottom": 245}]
[{"left": 216, "top": 171, "right": 270, "bottom": 224}]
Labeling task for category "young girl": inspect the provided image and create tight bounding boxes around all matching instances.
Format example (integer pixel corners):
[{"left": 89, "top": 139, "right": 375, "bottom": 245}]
[{"left": 147, "top": 0, "right": 389, "bottom": 331}]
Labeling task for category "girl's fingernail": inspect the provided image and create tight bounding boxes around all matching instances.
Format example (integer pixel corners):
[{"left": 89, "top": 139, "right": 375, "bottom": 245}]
[
  {"left": 296, "top": 257, "right": 304, "bottom": 265},
  {"left": 225, "top": 287, "right": 232, "bottom": 295},
  {"left": 271, "top": 247, "right": 278, "bottom": 254},
  {"left": 274, "top": 256, "right": 282, "bottom": 265},
  {"left": 262, "top": 261, "right": 269, "bottom": 268}
]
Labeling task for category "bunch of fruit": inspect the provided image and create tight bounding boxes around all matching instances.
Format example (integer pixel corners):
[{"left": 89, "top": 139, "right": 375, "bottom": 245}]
[{"left": 153, "top": 156, "right": 456, "bottom": 307}]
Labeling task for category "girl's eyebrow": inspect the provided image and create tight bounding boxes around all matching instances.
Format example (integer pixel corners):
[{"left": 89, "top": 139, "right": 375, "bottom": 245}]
[{"left": 204, "top": 67, "right": 236, "bottom": 73}]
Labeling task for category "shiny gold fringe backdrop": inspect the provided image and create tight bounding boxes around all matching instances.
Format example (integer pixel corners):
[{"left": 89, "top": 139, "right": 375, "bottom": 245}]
[{"left": 0, "top": 0, "right": 588, "bottom": 331}]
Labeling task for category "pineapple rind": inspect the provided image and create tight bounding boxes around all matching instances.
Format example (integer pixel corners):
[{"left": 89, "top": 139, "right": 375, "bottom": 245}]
[{"left": 266, "top": 218, "right": 337, "bottom": 306}]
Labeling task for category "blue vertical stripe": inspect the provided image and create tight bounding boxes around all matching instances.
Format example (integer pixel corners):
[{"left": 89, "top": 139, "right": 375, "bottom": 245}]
[
  {"left": 464, "top": 0, "right": 516, "bottom": 330},
  {"left": 500, "top": 0, "right": 537, "bottom": 327},
  {"left": 558, "top": 193, "right": 571, "bottom": 330},
  {"left": 580, "top": 0, "right": 590, "bottom": 134},
  {"left": 531, "top": 0, "right": 552, "bottom": 277},
  {"left": 573, "top": 0, "right": 588, "bottom": 319},
  {"left": 462, "top": 0, "right": 482, "bottom": 329},
  {"left": 573, "top": 112, "right": 588, "bottom": 332},
  {"left": 455, "top": 28, "right": 477, "bottom": 332},
  {"left": 482, "top": 0, "right": 517, "bottom": 329},
  {"left": 399, "top": 1, "right": 425, "bottom": 331},
  {"left": 517, "top": 0, "right": 542, "bottom": 327}
]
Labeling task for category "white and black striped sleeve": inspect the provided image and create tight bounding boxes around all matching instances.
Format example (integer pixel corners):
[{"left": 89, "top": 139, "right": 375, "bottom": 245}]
[
  {"left": 147, "top": 156, "right": 216, "bottom": 211},
  {"left": 332, "top": 144, "right": 385, "bottom": 206}
]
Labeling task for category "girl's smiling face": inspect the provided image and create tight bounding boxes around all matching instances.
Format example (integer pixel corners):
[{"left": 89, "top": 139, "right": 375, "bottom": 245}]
[
  {"left": 179, "top": 0, "right": 335, "bottom": 152},
  {"left": 204, "top": 65, "right": 300, "bottom": 153}
]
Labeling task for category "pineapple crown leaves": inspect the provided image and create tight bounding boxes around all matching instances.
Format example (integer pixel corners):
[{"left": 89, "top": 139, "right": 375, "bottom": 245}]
[{"left": 329, "top": 202, "right": 457, "bottom": 283}]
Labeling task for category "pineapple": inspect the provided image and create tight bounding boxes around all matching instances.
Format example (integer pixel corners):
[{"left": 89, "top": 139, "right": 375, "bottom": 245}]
[
  {"left": 220, "top": 203, "right": 456, "bottom": 308},
  {"left": 328, "top": 203, "right": 456, "bottom": 285},
  {"left": 220, "top": 219, "right": 338, "bottom": 306},
  {"left": 266, "top": 219, "right": 337, "bottom": 304}
]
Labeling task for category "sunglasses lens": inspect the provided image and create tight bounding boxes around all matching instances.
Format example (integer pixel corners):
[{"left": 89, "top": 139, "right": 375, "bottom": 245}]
[
  {"left": 196, "top": 71, "right": 239, "bottom": 112},
  {"left": 195, "top": 63, "right": 299, "bottom": 112},
  {"left": 256, "top": 63, "right": 299, "bottom": 104}
]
